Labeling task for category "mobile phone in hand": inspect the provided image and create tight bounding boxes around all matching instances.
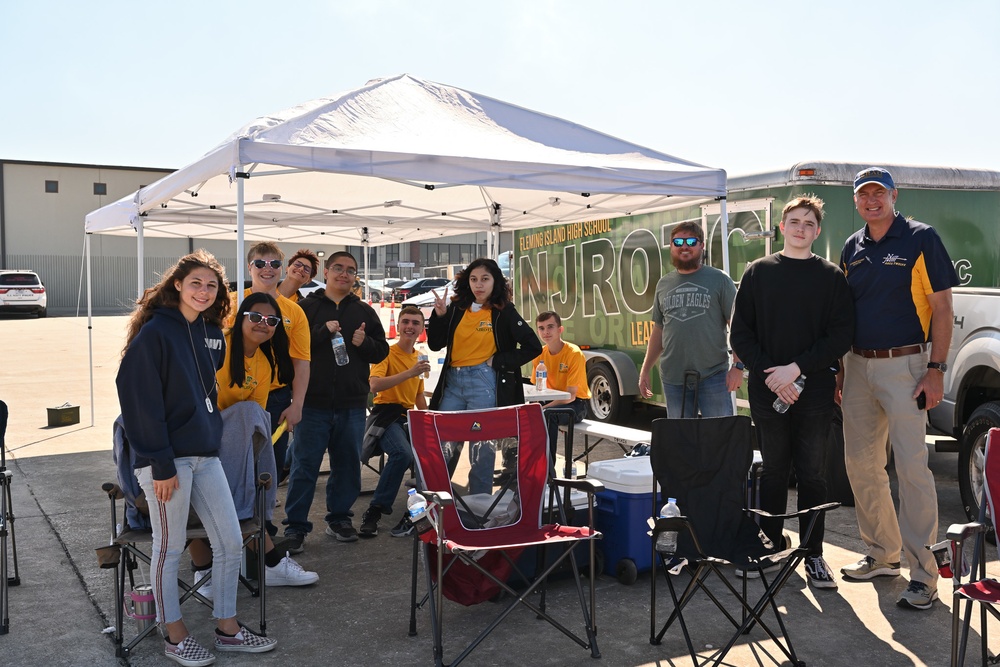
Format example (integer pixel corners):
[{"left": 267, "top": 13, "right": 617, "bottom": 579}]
[{"left": 916, "top": 391, "right": 927, "bottom": 410}]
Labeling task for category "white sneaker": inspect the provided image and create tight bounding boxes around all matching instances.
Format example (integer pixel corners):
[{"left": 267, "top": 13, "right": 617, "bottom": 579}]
[
  {"left": 193, "top": 569, "right": 213, "bottom": 601},
  {"left": 265, "top": 552, "right": 319, "bottom": 587}
]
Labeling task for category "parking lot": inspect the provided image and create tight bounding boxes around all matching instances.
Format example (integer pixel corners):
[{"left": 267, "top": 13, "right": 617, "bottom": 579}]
[{"left": 0, "top": 312, "right": 996, "bottom": 666}]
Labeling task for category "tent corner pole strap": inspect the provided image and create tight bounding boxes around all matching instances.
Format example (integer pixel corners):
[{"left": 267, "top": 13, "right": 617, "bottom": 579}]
[
  {"left": 236, "top": 170, "right": 247, "bottom": 307},
  {"left": 719, "top": 196, "right": 730, "bottom": 276}
]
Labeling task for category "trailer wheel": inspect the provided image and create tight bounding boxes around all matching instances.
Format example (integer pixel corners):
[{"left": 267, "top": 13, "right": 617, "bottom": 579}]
[
  {"left": 958, "top": 401, "right": 1000, "bottom": 543},
  {"left": 587, "top": 363, "right": 631, "bottom": 423}
]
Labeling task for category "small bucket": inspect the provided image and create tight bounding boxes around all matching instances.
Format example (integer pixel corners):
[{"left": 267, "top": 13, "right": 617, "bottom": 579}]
[{"left": 124, "top": 585, "right": 156, "bottom": 634}]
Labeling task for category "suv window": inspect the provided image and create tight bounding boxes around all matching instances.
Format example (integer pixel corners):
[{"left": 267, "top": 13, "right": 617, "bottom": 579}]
[{"left": 0, "top": 272, "right": 42, "bottom": 287}]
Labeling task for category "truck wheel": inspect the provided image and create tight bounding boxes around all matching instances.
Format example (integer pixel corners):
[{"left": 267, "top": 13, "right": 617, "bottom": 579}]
[
  {"left": 958, "top": 401, "right": 1000, "bottom": 541},
  {"left": 587, "top": 363, "right": 632, "bottom": 423}
]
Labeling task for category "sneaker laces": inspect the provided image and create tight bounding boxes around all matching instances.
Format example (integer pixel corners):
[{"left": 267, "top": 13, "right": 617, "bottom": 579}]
[
  {"left": 808, "top": 556, "right": 831, "bottom": 578},
  {"left": 275, "top": 552, "right": 306, "bottom": 574}
]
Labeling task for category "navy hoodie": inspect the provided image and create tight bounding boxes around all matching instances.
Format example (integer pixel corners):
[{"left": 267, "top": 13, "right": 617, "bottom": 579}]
[{"left": 116, "top": 307, "right": 226, "bottom": 481}]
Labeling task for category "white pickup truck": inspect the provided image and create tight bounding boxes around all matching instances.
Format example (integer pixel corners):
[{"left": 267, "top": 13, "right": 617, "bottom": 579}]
[{"left": 932, "top": 288, "right": 1000, "bottom": 522}]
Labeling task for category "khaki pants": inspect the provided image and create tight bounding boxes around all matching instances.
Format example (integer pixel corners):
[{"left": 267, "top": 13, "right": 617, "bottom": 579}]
[{"left": 842, "top": 352, "right": 938, "bottom": 587}]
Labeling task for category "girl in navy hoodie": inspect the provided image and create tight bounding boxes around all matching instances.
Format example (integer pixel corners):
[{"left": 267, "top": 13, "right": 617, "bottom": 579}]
[{"left": 117, "top": 250, "right": 276, "bottom": 666}]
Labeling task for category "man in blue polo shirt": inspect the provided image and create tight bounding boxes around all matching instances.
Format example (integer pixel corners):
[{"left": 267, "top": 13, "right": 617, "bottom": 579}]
[{"left": 838, "top": 167, "right": 959, "bottom": 610}]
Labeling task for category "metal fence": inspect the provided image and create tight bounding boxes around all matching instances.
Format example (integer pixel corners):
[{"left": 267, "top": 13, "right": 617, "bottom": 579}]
[{"left": 6, "top": 255, "right": 239, "bottom": 315}]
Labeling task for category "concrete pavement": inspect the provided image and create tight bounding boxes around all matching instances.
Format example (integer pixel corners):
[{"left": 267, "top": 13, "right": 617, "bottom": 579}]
[{"left": 0, "top": 312, "right": 993, "bottom": 666}]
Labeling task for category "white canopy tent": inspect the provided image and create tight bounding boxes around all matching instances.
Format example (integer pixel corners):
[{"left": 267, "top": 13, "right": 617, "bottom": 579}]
[{"left": 83, "top": 74, "right": 729, "bottom": 424}]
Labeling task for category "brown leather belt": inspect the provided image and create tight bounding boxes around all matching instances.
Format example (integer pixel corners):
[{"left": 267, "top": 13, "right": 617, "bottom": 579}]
[{"left": 851, "top": 344, "right": 927, "bottom": 359}]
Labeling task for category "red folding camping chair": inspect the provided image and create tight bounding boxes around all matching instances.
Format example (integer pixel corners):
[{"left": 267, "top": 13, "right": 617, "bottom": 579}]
[
  {"left": 407, "top": 403, "right": 603, "bottom": 667},
  {"left": 948, "top": 426, "right": 1000, "bottom": 666}
]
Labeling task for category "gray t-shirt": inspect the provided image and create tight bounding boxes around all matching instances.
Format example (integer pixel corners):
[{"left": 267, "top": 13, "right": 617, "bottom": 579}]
[{"left": 650, "top": 265, "right": 736, "bottom": 384}]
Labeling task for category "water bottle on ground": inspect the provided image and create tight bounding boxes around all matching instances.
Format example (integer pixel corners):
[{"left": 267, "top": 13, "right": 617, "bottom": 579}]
[
  {"left": 406, "top": 488, "right": 433, "bottom": 535},
  {"left": 535, "top": 361, "right": 547, "bottom": 392},
  {"left": 416, "top": 343, "right": 430, "bottom": 378},
  {"left": 772, "top": 374, "right": 806, "bottom": 413},
  {"left": 331, "top": 331, "right": 349, "bottom": 366},
  {"left": 656, "top": 497, "right": 681, "bottom": 554}
]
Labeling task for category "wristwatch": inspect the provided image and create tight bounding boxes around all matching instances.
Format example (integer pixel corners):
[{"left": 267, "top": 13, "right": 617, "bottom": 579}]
[
  {"left": 927, "top": 361, "right": 948, "bottom": 373},
  {"left": 733, "top": 362, "right": 746, "bottom": 371}
]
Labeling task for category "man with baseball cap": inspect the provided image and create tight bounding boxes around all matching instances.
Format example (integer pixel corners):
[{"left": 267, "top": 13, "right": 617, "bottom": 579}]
[{"left": 838, "top": 166, "right": 959, "bottom": 610}]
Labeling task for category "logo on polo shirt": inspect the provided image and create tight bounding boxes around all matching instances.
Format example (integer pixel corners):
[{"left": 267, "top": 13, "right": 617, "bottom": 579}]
[{"left": 882, "top": 253, "right": 908, "bottom": 267}]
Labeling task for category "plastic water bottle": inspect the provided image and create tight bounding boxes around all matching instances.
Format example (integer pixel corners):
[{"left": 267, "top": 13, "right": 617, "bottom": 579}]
[
  {"left": 656, "top": 497, "right": 681, "bottom": 554},
  {"left": 535, "top": 361, "right": 547, "bottom": 392},
  {"left": 406, "top": 488, "right": 433, "bottom": 535},
  {"left": 331, "top": 331, "right": 349, "bottom": 366},
  {"left": 416, "top": 343, "right": 430, "bottom": 378},
  {"left": 772, "top": 374, "right": 806, "bottom": 414}
]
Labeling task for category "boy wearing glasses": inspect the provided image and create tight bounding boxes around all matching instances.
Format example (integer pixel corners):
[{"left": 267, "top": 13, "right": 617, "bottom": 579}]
[
  {"left": 283, "top": 252, "right": 389, "bottom": 549},
  {"left": 228, "top": 241, "right": 311, "bottom": 486},
  {"left": 639, "top": 221, "right": 743, "bottom": 418},
  {"left": 277, "top": 248, "right": 320, "bottom": 303}
]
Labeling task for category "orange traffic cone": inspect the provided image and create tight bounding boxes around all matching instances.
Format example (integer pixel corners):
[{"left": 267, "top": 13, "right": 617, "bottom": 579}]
[
  {"left": 417, "top": 327, "right": 427, "bottom": 343},
  {"left": 387, "top": 309, "right": 397, "bottom": 340},
  {"left": 390, "top": 297, "right": 395, "bottom": 310}
]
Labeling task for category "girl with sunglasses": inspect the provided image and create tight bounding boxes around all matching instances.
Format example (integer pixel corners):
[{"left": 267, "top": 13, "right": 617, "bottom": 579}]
[
  {"left": 188, "top": 291, "right": 318, "bottom": 601},
  {"left": 116, "top": 250, "right": 277, "bottom": 665}
]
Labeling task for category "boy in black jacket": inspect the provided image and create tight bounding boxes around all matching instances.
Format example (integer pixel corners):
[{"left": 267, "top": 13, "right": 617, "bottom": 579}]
[
  {"left": 730, "top": 195, "right": 854, "bottom": 590},
  {"left": 282, "top": 252, "right": 389, "bottom": 550}
]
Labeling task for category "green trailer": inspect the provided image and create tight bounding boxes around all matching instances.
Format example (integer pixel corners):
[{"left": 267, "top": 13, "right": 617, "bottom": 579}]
[{"left": 512, "top": 161, "right": 1000, "bottom": 424}]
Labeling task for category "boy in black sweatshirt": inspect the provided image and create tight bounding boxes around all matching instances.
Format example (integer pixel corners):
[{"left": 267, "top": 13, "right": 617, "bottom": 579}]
[
  {"left": 730, "top": 195, "right": 854, "bottom": 590},
  {"left": 282, "top": 252, "right": 388, "bottom": 551}
]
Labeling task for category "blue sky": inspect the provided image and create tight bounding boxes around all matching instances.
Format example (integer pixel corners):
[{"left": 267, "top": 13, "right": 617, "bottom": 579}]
[{"left": 2, "top": 0, "right": 997, "bottom": 176}]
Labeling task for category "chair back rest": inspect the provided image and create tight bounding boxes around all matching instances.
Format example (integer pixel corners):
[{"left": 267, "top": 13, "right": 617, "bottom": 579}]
[
  {"left": 982, "top": 427, "right": 1000, "bottom": 533},
  {"left": 649, "top": 415, "right": 768, "bottom": 563},
  {"left": 408, "top": 403, "right": 550, "bottom": 537},
  {"left": 112, "top": 415, "right": 152, "bottom": 531}
]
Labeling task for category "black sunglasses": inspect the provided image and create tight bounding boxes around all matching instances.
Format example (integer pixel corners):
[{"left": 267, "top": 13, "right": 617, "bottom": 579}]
[
  {"left": 246, "top": 311, "right": 281, "bottom": 327},
  {"left": 671, "top": 237, "right": 700, "bottom": 247},
  {"left": 251, "top": 259, "right": 283, "bottom": 269}
]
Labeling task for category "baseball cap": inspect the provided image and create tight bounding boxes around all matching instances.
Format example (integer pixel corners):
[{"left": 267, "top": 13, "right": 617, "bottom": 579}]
[{"left": 853, "top": 167, "right": 896, "bottom": 192}]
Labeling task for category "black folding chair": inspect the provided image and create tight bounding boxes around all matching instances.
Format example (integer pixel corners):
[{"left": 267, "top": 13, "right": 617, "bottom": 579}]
[{"left": 647, "top": 415, "right": 837, "bottom": 666}]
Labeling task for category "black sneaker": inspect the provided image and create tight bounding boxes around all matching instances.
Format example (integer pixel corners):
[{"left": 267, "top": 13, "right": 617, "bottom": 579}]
[
  {"left": 325, "top": 521, "right": 359, "bottom": 543},
  {"left": 390, "top": 515, "right": 414, "bottom": 538},
  {"left": 804, "top": 555, "right": 838, "bottom": 590},
  {"left": 282, "top": 533, "right": 305, "bottom": 555},
  {"left": 359, "top": 506, "right": 383, "bottom": 538}
]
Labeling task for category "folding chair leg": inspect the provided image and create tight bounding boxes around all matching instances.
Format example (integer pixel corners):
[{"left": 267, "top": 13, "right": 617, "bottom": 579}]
[{"left": 408, "top": 533, "right": 419, "bottom": 637}]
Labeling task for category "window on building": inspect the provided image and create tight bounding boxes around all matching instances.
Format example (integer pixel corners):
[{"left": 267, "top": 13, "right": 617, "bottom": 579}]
[
  {"left": 94, "top": 182, "right": 108, "bottom": 195},
  {"left": 44, "top": 180, "right": 58, "bottom": 193}
]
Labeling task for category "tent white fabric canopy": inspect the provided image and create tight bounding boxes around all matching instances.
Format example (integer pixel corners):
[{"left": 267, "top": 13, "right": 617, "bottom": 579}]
[
  {"left": 82, "top": 73, "right": 729, "bottom": 425},
  {"left": 86, "top": 73, "right": 726, "bottom": 250}
]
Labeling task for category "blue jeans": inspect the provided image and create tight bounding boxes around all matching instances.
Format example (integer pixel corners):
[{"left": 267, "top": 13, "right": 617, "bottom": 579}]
[
  {"left": 283, "top": 406, "right": 365, "bottom": 534},
  {"left": 370, "top": 420, "right": 413, "bottom": 513},
  {"left": 663, "top": 370, "right": 734, "bottom": 418},
  {"left": 136, "top": 457, "right": 243, "bottom": 623},
  {"left": 751, "top": 403, "right": 834, "bottom": 556},
  {"left": 265, "top": 385, "right": 292, "bottom": 479},
  {"left": 438, "top": 363, "right": 497, "bottom": 495}
]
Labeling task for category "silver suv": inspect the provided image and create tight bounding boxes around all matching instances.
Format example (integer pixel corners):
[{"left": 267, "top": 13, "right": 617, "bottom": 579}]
[{"left": 0, "top": 270, "right": 47, "bottom": 317}]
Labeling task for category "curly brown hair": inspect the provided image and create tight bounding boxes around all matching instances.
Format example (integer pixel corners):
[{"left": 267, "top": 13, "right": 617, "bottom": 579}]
[{"left": 122, "top": 249, "right": 231, "bottom": 353}]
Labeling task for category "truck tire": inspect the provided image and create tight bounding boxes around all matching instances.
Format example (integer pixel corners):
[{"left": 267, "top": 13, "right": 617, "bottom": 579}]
[
  {"left": 587, "top": 363, "right": 632, "bottom": 423},
  {"left": 958, "top": 401, "right": 1000, "bottom": 538}
]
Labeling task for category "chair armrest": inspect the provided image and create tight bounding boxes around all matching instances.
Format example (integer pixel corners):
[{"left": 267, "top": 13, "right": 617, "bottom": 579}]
[
  {"left": 747, "top": 501, "right": 840, "bottom": 520},
  {"left": 102, "top": 482, "right": 124, "bottom": 500},
  {"left": 946, "top": 521, "right": 987, "bottom": 541},
  {"left": 553, "top": 477, "right": 605, "bottom": 494},
  {"left": 420, "top": 490, "right": 454, "bottom": 507}
]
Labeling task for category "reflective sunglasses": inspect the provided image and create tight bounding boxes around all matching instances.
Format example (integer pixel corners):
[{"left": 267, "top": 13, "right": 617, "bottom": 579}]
[
  {"left": 246, "top": 311, "right": 281, "bottom": 327},
  {"left": 671, "top": 237, "right": 700, "bottom": 247},
  {"left": 251, "top": 259, "right": 283, "bottom": 269}
]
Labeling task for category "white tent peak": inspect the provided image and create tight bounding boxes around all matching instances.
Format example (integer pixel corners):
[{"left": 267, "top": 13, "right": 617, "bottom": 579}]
[{"left": 86, "top": 74, "right": 727, "bottom": 248}]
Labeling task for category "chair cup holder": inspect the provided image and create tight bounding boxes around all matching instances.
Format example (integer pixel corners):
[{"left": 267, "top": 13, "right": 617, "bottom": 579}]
[{"left": 95, "top": 544, "right": 121, "bottom": 569}]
